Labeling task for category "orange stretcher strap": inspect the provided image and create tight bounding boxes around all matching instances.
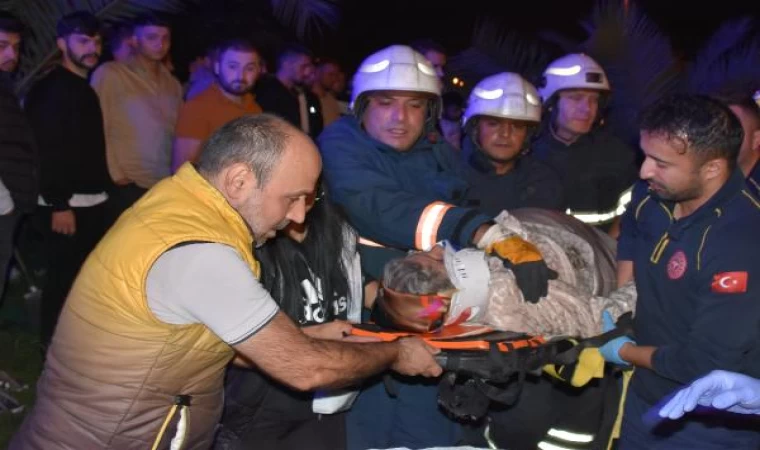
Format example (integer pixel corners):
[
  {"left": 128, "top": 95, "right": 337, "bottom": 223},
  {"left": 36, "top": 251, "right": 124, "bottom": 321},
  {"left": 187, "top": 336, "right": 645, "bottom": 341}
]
[{"left": 351, "top": 324, "right": 546, "bottom": 352}]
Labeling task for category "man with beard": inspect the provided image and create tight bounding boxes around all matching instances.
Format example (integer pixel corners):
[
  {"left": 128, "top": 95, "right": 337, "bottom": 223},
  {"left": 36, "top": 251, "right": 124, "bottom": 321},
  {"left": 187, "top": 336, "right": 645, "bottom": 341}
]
[
  {"left": 172, "top": 39, "right": 263, "bottom": 172},
  {"left": 605, "top": 95, "right": 760, "bottom": 448},
  {"left": 25, "top": 11, "right": 113, "bottom": 349},
  {"left": 0, "top": 12, "right": 37, "bottom": 306},
  {"left": 91, "top": 12, "right": 182, "bottom": 212},
  {"left": 255, "top": 44, "right": 323, "bottom": 138}
]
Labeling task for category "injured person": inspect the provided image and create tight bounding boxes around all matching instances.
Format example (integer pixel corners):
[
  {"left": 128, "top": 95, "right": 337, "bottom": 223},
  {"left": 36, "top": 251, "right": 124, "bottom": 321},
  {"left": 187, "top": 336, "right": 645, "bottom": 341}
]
[{"left": 372, "top": 208, "right": 636, "bottom": 338}]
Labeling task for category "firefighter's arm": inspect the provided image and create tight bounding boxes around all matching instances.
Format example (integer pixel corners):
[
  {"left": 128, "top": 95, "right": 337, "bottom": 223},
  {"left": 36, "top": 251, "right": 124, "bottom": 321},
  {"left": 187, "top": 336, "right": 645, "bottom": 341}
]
[{"left": 320, "top": 139, "right": 491, "bottom": 249}]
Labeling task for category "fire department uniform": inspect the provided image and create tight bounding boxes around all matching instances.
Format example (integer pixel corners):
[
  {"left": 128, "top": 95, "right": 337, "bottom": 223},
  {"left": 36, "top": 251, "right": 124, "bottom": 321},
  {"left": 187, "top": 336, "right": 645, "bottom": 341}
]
[{"left": 617, "top": 170, "right": 760, "bottom": 448}]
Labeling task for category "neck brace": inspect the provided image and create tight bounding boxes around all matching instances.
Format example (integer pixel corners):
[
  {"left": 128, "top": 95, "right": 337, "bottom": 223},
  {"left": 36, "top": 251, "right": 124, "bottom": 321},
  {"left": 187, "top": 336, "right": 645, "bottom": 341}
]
[{"left": 442, "top": 241, "right": 491, "bottom": 326}]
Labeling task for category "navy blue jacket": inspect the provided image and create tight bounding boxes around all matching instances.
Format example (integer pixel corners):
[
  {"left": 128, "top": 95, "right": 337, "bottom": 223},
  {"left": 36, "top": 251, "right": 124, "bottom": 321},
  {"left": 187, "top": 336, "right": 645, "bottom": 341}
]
[
  {"left": 461, "top": 135, "right": 565, "bottom": 216},
  {"left": 618, "top": 171, "right": 760, "bottom": 405},
  {"left": 318, "top": 117, "right": 492, "bottom": 251},
  {"left": 533, "top": 127, "right": 638, "bottom": 222}
]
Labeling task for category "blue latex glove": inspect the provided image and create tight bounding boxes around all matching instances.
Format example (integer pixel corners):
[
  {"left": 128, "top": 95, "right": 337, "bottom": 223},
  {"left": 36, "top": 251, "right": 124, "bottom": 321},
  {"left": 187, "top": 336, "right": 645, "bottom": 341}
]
[
  {"left": 658, "top": 370, "right": 760, "bottom": 419},
  {"left": 598, "top": 310, "right": 634, "bottom": 366}
]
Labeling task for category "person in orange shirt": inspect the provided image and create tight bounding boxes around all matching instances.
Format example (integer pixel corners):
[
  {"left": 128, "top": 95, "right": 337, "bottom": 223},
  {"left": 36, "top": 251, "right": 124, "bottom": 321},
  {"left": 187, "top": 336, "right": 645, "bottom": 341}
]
[{"left": 172, "top": 38, "right": 263, "bottom": 172}]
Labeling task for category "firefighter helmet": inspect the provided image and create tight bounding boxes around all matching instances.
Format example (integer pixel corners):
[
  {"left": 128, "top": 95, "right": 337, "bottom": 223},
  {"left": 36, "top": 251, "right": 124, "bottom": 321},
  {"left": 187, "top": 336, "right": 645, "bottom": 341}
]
[{"left": 539, "top": 53, "right": 610, "bottom": 104}]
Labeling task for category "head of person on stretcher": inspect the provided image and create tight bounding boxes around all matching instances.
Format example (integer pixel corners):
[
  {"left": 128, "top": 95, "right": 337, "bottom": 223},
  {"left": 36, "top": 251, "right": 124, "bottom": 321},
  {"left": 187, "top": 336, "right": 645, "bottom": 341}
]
[{"left": 373, "top": 242, "right": 635, "bottom": 338}]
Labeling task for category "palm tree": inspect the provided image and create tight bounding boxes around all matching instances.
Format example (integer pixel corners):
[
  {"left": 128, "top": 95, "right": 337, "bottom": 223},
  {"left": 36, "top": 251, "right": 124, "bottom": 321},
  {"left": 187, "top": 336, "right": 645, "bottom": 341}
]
[
  {"left": 560, "top": 0, "right": 681, "bottom": 147},
  {"left": 683, "top": 16, "right": 760, "bottom": 96},
  {"left": 445, "top": 16, "right": 562, "bottom": 97}
]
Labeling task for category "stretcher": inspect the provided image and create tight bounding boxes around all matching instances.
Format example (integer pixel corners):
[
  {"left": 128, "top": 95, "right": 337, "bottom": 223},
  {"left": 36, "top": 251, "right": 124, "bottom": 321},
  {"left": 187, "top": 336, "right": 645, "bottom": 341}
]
[{"left": 351, "top": 313, "right": 634, "bottom": 420}]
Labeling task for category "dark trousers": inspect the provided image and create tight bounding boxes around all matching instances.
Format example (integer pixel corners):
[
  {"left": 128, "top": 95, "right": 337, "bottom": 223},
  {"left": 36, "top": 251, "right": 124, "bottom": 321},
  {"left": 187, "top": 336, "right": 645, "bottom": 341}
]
[
  {"left": 346, "top": 374, "right": 462, "bottom": 450},
  {"left": 109, "top": 183, "right": 148, "bottom": 220},
  {"left": 216, "top": 367, "right": 346, "bottom": 450},
  {"left": 0, "top": 210, "right": 21, "bottom": 304},
  {"left": 38, "top": 202, "right": 111, "bottom": 349}
]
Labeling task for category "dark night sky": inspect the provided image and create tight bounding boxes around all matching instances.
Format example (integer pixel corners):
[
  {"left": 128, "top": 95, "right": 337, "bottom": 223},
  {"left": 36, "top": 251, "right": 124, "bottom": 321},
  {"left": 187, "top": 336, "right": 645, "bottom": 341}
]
[
  {"left": 171, "top": 0, "right": 760, "bottom": 81},
  {"left": 323, "top": 0, "right": 760, "bottom": 70}
]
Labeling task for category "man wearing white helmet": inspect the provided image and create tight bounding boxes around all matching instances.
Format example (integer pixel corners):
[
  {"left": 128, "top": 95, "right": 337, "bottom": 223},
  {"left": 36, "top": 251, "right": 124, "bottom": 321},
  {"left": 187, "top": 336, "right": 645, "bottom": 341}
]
[
  {"left": 533, "top": 53, "right": 638, "bottom": 234},
  {"left": 461, "top": 72, "right": 564, "bottom": 215},
  {"left": 318, "top": 44, "right": 555, "bottom": 449}
]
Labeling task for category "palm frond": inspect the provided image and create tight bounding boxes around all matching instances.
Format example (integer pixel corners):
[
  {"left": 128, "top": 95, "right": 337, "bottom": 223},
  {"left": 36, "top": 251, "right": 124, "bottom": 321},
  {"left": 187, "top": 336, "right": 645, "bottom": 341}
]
[
  {"left": 578, "top": 0, "right": 681, "bottom": 146},
  {"left": 12, "top": 0, "right": 198, "bottom": 95},
  {"left": 463, "top": 16, "right": 559, "bottom": 84},
  {"left": 685, "top": 17, "right": 760, "bottom": 95},
  {"left": 269, "top": 0, "right": 340, "bottom": 43}
]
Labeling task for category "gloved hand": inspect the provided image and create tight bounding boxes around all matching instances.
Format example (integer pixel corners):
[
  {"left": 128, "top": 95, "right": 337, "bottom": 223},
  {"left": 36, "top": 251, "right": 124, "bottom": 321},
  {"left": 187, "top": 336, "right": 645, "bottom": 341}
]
[
  {"left": 659, "top": 370, "right": 760, "bottom": 419},
  {"left": 486, "top": 236, "right": 557, "bottom": 303},
  {"left": 598, "top": 310, "right": 635, "bottom": 366},
  {"left": 543, "top": 339, "right": 606, "bottom": 387}
]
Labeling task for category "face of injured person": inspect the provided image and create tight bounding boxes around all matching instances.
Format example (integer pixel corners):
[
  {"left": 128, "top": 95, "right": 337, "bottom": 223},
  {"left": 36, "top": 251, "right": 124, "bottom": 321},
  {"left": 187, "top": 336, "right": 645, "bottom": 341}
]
[{"left": 382, "top": 246, "right": 455, "bottom": 295}]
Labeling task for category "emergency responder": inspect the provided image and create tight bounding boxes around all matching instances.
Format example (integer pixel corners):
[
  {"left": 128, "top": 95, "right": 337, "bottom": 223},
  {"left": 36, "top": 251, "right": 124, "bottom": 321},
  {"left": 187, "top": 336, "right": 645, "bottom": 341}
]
[
  {"left": 318, "top": 44, "right": 555, "bottom": 449},
  {"left": 604, "top": 94, "right": 760, "bottom": 448},
  {"left": 461, "top": 72, "right": 565, "bottom": 215},
  {"left": 533, "top": 53, "right": 638, "bottom": 234}
]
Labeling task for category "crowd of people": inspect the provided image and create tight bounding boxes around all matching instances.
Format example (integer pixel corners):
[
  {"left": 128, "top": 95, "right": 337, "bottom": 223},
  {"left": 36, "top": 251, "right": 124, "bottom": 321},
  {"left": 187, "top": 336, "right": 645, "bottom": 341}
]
[{"left": 1, "top": 7, "right": 760, "bottom": 450}]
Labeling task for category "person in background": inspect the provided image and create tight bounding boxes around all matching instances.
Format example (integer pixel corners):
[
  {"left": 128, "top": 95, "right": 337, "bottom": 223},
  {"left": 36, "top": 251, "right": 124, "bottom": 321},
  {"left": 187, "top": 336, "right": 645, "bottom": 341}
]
[
  {"left": 24, "top": 11, "right": 113, "bottom": 350},
  {"left": 91, "top": 12, "right": 183, "bottom": 213},
  {"left": 172, "top": 38, "right": 262, "bottom": 172},
  {"left": 533, "top": 53, "right": 638, "bottom": 234},
  {"left": 108, "top": 21, "right": 133, "bottom": 62},
  {"left": 255, "top": 43, "right": 323, "bottom": 138},
  {"left": 712, "top": 87, "right": 760, "bottom": 195},
  {"left": 0, "top": 12, "right": 37, "bottom": 303},
  {"left": 311, "top": 58, "right": 343, "bottom": 128}
]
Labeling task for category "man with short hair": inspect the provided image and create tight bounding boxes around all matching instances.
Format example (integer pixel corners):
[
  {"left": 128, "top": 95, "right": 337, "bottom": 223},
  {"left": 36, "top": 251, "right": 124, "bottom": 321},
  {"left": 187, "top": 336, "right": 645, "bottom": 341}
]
[
  {"left": 172, "top": 38, "right": 263, "bottom": 172},
  {"left": 24, "top": 11, "right": 113, "bottom": 349},
  {"left": 10, "top": 114, "right": 441, "bottom": 450},
  {"left": 410, "top": 38, "right": 447, "bottom": 82},
  {"left": 604, "top": 95, "right": 760, "bottom": 448},
  {"left": 319, "top": 44, "right": 554, "bottom": 450},
  {"left": 533, "top": 53, "right": 638, "bottom": 233},
  {"left": 255, "top": 43, "right": 323, "bottom": 138},
  {"left": 0, "top": 12, "right": 36, "bottom": 302},
  {"left": 108, "top": 21, "right": 133, "bottom": 62},
  {"left": 311, "top": 57, "right": 343, "bottom": 127},
  {"left": 713, "top": 88, "right": 760, "bottom": 195},
  {"left": 91, "top": 12, "right": 182, "bottom": 212}
]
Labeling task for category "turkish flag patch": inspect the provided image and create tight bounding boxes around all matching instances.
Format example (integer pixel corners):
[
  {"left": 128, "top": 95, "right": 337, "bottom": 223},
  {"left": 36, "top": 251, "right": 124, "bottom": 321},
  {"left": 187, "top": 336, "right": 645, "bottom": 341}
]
[{"left": 711, "top": 272, "right": 748, "bottom": 294}]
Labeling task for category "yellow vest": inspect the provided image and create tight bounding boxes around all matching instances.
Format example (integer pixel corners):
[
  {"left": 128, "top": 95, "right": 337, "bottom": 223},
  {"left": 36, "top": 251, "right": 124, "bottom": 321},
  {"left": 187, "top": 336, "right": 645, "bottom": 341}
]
[{"left": 12, "top": 164, "right": 260, "bottom": 450}]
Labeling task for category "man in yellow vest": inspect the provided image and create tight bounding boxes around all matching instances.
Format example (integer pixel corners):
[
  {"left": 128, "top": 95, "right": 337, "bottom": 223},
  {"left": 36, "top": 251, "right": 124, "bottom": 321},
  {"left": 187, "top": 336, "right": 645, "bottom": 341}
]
[{"left": 10, "top": 114, "right": 442, "bottom": 450}]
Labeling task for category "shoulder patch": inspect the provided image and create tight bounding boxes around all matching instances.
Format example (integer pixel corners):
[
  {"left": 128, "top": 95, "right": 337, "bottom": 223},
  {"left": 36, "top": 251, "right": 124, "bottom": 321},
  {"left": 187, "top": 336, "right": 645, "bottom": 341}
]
[{"left": 711, "top": 271, "right": 748, "bottom": 294}]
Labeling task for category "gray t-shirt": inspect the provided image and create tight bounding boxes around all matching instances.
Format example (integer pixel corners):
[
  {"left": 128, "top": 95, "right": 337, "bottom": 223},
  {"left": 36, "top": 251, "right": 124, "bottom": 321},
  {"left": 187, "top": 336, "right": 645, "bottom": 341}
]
[{"left": 146, "top": 243, "right": 279, "bottom": 344}]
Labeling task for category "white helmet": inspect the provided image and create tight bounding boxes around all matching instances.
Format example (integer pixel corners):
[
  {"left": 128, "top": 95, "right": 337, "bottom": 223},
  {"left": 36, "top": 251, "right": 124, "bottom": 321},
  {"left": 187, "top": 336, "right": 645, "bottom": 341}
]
[
  {"left": 538, "top": 53, "right": 610, "bottom": 104},
  {"left": 462, "top": 72, "right": 542, "bottom": 127},
  {"left": 350, "top": 44, "right": 441, "bottom": 109}
]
